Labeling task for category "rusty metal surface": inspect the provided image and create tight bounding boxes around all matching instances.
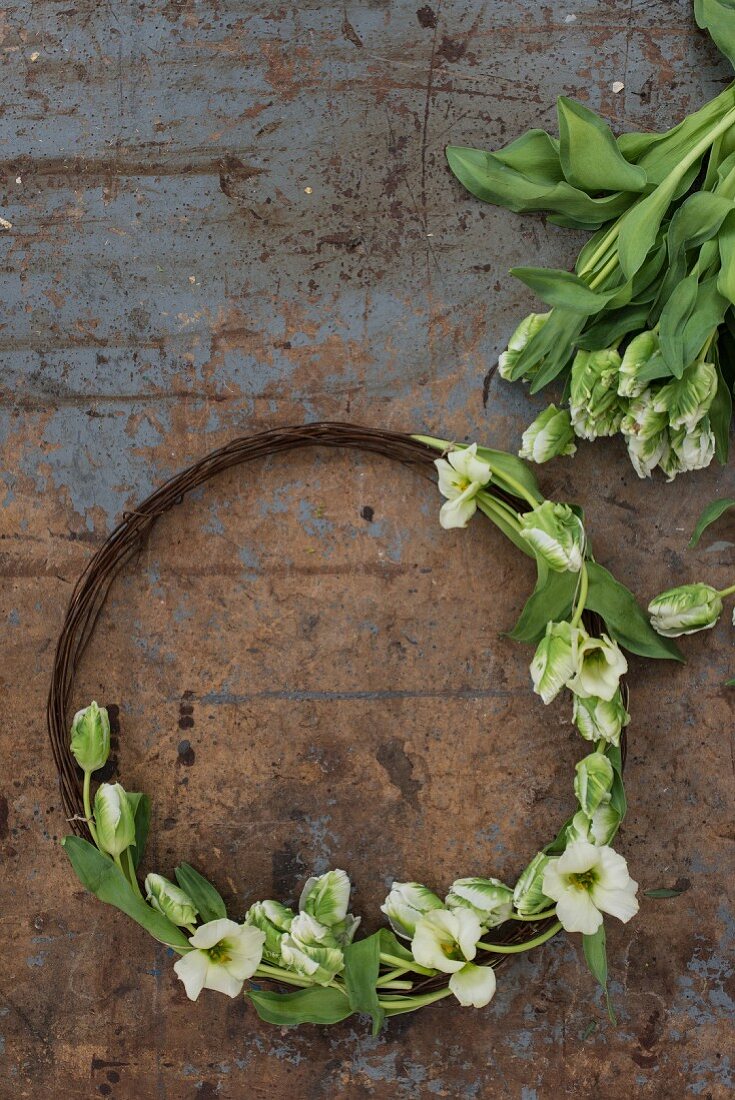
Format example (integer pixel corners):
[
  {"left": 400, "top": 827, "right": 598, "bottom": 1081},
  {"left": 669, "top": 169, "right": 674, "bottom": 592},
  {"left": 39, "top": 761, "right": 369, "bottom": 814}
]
[{"left": 1, "top": 1, "right": 734, "bottom": 1096}]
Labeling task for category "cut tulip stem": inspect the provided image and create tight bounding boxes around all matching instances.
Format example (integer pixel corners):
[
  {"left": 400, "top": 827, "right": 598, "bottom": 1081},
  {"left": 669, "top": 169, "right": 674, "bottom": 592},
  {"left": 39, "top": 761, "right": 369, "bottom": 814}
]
[
  {"left": 479, "top": 921, "right": 562, "bottom": 954},
  {"left": 82, "top": 771, "right": 99, "bottom": 846},
  {"left": 570, "top": 563, "right": 589, "bottom": 628},
  {"left": 379, "top": 952, "right": 434, "bottom": 976},
  {"left": 379, "top": 988, "right": 453, "bottom": 1015},
  {"left": 717, "top": 583, "right": 735, "bottom": 598},
  {"left": 508, "top": 907, "right": 558, "bottom": 922}
]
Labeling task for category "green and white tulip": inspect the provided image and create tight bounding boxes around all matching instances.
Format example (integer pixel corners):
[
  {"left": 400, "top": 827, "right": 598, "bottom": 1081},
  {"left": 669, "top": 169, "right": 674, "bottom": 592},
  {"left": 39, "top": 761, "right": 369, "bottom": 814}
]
[
  {"left": 70, "top": 701, "right": 111, "bottom": 774},
  {"left": 623, "top": 426, "right": 669, "bottom": 479},
  {"left": 434, "top": 444, "right": 493, "bottom": 529},
  {"left": 498, "top": 312, "right": 550, "bottom": 380},
  {"left": 568, "top": 633, "right": 628, "bottom": 702},
  {"left": 93, "top": 782, "right": 136, "bottom": 858},
  {"left": 566, "top": 807, "right": 621, "bottom": 848},
  {"left": 648, "top": 583, "right": 723, "bottom": 637},
  {"left": 569, "top": 348, "right": 625, "bottom": 440},
  {"left": 173, "top": 918, "right": 264, "bottom": 1000},
  {"left": 530, "top": 620, "right": 581, "bottom": 704},
  {"left": 445, "top": 877, "right": 514, "bottom": 929},
  {"left": 245, "top": 899, "right": 295, "bottom": 964},
  {"left": 574, "top": 752, "right": 614, "bottom": 817},
  {"left": 280, "top": 913, "right": 346, "bottom": 985},
  {"left": 669, "top": 419, "right": 716, "bottom": 476},
  {"left": 145, "top": 873, "right": 198, "bottom": 927},
  {"left": 299, "top": 869, "right": 351, "bottom": 927},
  {"left": 519, "top": 405, "right": 576, "bottom": 464},
  {"left": 412, "top": 908, "right": 496, "bottom": 1009},
  {"left": 620, "top": 389, "right": 668, "bottom": 443},
  {"left": 542, "top": 841, "right": 639, "bottom": 936},
  {"left": 572, "top": 689, "right": 629, "bottom": 746},
  {"left": 519, "top": 501, "right": 585, "bottom": 573},
  {"left": 618, "top": 331, "right": 659, "bottom": 398},
  {"left": 513, "top": 852, "right": 554, "bottom": 917},
  {"left": 653, "top": 360, "right": 718, "bottom": 431},
  {"left": 381, "top": 881, "right": 443, "bottom": 939}
]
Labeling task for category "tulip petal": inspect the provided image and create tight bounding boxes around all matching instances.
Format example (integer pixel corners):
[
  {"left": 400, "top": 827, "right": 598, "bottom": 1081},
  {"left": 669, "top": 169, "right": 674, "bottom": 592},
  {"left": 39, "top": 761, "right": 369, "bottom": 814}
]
[
  {"left": 590, "top": 884, "right": 639, "bottom": 924},
  {"left": 173, "top": 950, "right": 209, "bottom": 1001},
  {"left": 449, "top": 963, "right": 497, "bottom": 1008},
  {"left": 439, "top": 487, "right": 478, "bottom": 529},
  {"left": 555, "top": 887, "right": 602, "bottom": 935},
  {"left": 189, "top": 918, "right": 241, "bottom": 950},
  {"left": 202, "top": 961, "right": 246, "bottom": 998}
]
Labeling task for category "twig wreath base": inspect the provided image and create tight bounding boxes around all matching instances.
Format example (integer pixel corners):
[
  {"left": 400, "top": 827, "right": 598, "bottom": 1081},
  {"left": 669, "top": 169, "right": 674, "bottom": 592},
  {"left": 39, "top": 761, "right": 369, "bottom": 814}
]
[{"left": 49, "top": 422, "right": 679, "bottom": 1031}]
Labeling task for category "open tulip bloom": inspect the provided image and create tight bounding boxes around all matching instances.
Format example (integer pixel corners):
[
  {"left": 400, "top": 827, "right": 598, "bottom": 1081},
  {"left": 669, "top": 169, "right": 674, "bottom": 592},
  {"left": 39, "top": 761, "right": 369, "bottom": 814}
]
[{"left": 60, "top": 432, "right": 684, "bottom": 1032}]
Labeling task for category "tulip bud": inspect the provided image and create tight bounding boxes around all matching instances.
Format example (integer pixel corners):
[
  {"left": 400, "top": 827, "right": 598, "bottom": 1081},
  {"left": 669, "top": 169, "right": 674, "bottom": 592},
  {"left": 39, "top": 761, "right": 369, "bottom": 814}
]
[
  {"left": 145, "top": 873, "right": 198, "bottom": 927},
  {"left": 569, "top": 348, "right": 624, "bottom": 440},
  {"left": 574, "top": 752, "right": 614, "bottom": 816},
  {"left": 568, "top": 633, "right": 627, "bottom": 702},
  {"left": 567, "top": 804, "right": 620, "bottom": 847},
  {"left": 653, "top": 360, "right": 717, "bottom": 431},
  {"left": 519, "top": 405, "right": 576, "bottom": 464},
  {"left": 380, "top": 881, "right": 443, "bottom": 939},
  {"left": 246, "top": 899, "right": 295, "bottom": 963},
  {"left": 648, "top": 583, "right": 723, "bottom": 637},
  {"left": 623, "top": 425, "right": 669, "bottom": 479},
  {"left": 280, "top": 913, "right": 345, "bottom": 985},
  {"left": 299, "top": 869, "right": 351, "bottom": 927},
  {"left": 498, "top": 312, "right": 550, "bottom": 380},
  {"left": 445, "top": 877, "right": 513, "bottom": 929},
  {"left": 669, "top": 419, "right": 716, "bottom": 476},
  {"left": 70, "top": 701, "right": 110, "bottom": 774},
  {"left": 618, "top": 331, "right": 659, "bottom": 398},
  {"left": 519, "top": 501, "right": 585, "bottom": 573},
  {"left": 621, "top": 388, "right": 667, "bottom": 442},
  {"left": 530, "top": 620, "right": 580, "bottom": 705},
  {"left": 93, "top": 782, "right": 136, "bottom": 857},
  {"left": 572, "top": 689, "right": 630, "bottom": 747},
  {"left": 513, "top": 852, "right": 554, "bottom": 917}
]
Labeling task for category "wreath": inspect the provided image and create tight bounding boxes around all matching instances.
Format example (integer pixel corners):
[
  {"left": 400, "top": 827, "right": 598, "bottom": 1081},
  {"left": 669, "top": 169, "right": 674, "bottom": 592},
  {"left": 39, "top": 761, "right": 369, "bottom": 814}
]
[{"left": 50, "top": 423, "right": 680, "bottom": 1032}]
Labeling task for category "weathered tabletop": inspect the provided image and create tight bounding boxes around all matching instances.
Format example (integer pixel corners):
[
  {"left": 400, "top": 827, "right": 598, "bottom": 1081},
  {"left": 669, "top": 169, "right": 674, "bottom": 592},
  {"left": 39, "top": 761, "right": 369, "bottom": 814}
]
[{"left": 1, "top": 1, "right": 734, "bottom": 1096}]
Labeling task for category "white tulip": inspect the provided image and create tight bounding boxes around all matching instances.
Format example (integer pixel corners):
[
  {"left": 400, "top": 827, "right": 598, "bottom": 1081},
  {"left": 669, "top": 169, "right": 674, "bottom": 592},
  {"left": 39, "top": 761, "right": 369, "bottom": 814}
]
[
  {"left": 542, "top": 841, "right": 638, "bottom": 936},
  {"left": 530, "top": 620, "right": 581, "bottom": 704},
  {"left": 411, "top": 907, "right": 482, "bottom": 973},
  {"left": 568, "top": 633, "right": 627, "bottom": 702},
  {"left": 381, "top": 881, "right": 443, "bottom": 939},
  {"left": 173, "top": 919, "right": 265, "bottom": 1001},
  {"left": 448, "top": 962, "right": 497, "bottom": 1008},
  {"left": 434, "top": 444, "right": 492, "bottom": 529}
]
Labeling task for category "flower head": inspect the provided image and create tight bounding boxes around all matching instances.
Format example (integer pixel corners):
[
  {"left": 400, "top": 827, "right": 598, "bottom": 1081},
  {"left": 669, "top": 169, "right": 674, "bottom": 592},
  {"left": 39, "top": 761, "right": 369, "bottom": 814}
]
[
  {"left": 572, "top": 689, "right": 629, "bottom": 746},
  {"left": 381, "top": 881, "right": 443, "bottom": 939},
  {"left": 568, "top": 633, "right": 627, "bottom": 702},
  {"left": 620, "top": 388, "right": 667, "bottom": 442},
  {"left": 245, "top": 899, "right": 295, "bottom": 964},
  {"left": 299, "top": 869, "right": 351, "bottom": 927},
  {"left": 93, "top": 782, "right": 136, "bottom": 858},
  {"left": 668, "top": 419, "right": 716, "bottom": 477},
  {"left": 530, "top": 620, "right": 581, "bottom": 704},
  {"left": 623, "top": 425, "right": 669, "bottom": 479},
  {"left": 653, "top": 360, "right": 717, "bottom": 430},
  {"left": 445, "top": 877, "right": 513, "bottom": 929},
  {"left": 498, "top": 312, "right": 550, "bottom": 380},
  {"left": 574, "top": 752, "right": 614, "bottom": 816},
  {"left": 411, "top": 907, "right": 496, "bottom": 1007},
  {"left": 173, "top": 918, "right": 264, "bottom": 1000},
  {"left": 145, "top": 873, "right": 198, "bottom": 927},
  {"left": 570, "top": 348, "right": 625, "bottom": 440},
  {"left": 542, "top": 841, "right": 638, "bottom": 935},
  {"left": 618, "top": 331, "right": 659, "bottom": 398},
  {"left": 519, "top": 501, "right": 585, "bottom": 573},
  {"left": 648, "top": 583, "right": 723, "bottom": 637},
  {"left": 70, "top": 701, "right": 110, "bottom": 774},
  {"left": 519, "top": 405, "right": 576, "bottom": 464},
  {"left": 434, "top": 444, "right": 493, "bottom": 529},
  {"left": 280, "top": 912, "right": 347, "bottom": 985},
  {"left": 513, "top": 852, "right": 554, "bottom": 917}
]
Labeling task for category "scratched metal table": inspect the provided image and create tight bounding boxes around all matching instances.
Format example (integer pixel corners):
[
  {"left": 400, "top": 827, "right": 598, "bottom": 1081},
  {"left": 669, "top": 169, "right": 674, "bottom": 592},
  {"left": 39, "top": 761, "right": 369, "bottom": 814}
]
[{"left": 1, "top": 1, "right": 734, "bottom": 1096}]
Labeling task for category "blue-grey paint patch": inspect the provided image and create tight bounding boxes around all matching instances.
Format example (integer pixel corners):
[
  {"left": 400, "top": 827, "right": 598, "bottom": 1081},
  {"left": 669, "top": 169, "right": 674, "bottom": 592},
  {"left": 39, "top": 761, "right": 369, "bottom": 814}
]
[
  {"left": 7, "top": 609, "right": 19, "bottom": 626},
  {"left": 25, "top": 955, "right": 45, "bottom": 968}
]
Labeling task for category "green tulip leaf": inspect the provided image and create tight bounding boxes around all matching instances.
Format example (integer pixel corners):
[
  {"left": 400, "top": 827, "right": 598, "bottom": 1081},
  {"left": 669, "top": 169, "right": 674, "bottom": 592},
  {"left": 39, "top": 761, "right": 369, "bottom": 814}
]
[
  {"left": 695, "top": 0, "right": 735, "bottom": 70},
  {"left": 689, "top": 496, "right": 735, "bottom": 545},
  {"left": 659, "top": 274, "right": 700, "bottom": 378},
  {"left": 582, "top": 925, "right": 616, "bottom": 1024},
  {"left": 125, "top": 792, "right": 151, "bottom": 870},
  {"left": 710, "top": 359, "right": 733, "bottom": 464},
  {"left": 174, "top": 862, "right": 227, "bottom": 923},
  {"left": 343, "top": 933, "right": 385, "bottom": 1036},
  {"left": 557, "top": 97, "right": 647, "bottom": 193},
  {"left": 62, "top": 835, "right": 190, "bottom": 950},
  {"left": 577, "top": 305, "right": 651, "bottom": 351},
  {"left": 644, "top": 886, "right": 689, "bottom": 899},
  {"left": 247, "top": 986, "right": 353, "bottom": 1027},
  {"left": 717, "top": 210, "right": 735, "bottom": 305},
  {"left": 510, "top": 267, "right": 609, "bottom": 313},
  {"left": 585, "top": 563, "right": 684, "bottom": 661},
  {"left": 509, "top": 563, "right": 577, "bottom": 643}
]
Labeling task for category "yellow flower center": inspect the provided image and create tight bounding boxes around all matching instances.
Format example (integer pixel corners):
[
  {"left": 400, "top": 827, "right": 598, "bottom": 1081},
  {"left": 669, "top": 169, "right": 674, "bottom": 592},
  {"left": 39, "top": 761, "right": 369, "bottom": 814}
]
[
  {"left": 207, "top": 942, "right": 232, "bottom": 964},
  {"left": 455, "top": 477, "right": 471, "bottom": 493},
  {"left": 440, "top": 939, "right": 463, "bottom": 961},
  {"left": 568, "top": 870, "right": 597, "bottom": 890}
]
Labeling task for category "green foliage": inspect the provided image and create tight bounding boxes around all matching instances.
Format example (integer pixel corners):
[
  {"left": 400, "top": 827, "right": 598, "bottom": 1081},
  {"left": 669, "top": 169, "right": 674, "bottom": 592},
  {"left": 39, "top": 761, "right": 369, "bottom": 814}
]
[
  {"left": 174, "top": 863, "right": 227, "bottom": 923},
  {"left": 343, "top": 933, "right": 384, "bottom": 1035},
  {"left": 689, "top": 496, "right": 735, "bottom": 545},
  {"left": 582, "top": 925, "right": 616, "bottom": 1024},
  {"left": 585, "top": 563, "right": 684, "bottom": 661},
  {"left": 695, "top": 0, "right": 735, "bottom": 70},
  {"left": 247, "top": 986, "right": 353, "bottom": 1027}
]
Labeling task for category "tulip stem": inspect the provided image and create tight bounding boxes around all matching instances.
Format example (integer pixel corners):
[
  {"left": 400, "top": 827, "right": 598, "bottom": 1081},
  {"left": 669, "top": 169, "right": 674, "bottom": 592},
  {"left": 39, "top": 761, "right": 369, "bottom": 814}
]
[
  {"left": 254, "top": 964, "right": 316, "bottom": 988},
  {"left": 82, "top": 771, "right": 99, "bottom": 846},
  {"left": 379, "top": 979, "right": 415, "bottom": 991},
  {"left": 479, "top": 920, "right": 562, "bottom": 954},
  {"left": 378, "top": 988, "right": 453, "bottom": 1016},
  {"left": 570, "top": 564, "right": 589, "bottom": 628},
  {"left": 376, "top": 968, "right": 412, "bottom": 987},
  {"left": 379, "top": 952, "right": 434, "bottom": 976},
  {"left": 115, "top": 850, "right": 145, "bottom": 901},
  {"left": 508, "top": 907, "right": 558, "bottom": 922},
  {"left": 717, "top": 583, "right": 735, "bottom": 598}
]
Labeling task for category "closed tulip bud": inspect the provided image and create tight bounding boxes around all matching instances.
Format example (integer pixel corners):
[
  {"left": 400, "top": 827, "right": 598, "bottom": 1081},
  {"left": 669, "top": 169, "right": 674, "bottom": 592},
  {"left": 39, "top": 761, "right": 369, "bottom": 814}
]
[
  {"left": 513, "top": 852, "right": 554, "bottom": 917},
  {"left": 530, "top": 620, "right": 581, "bottom": 704},
  {"left": 498, "top": 312, "right": 550, "bottom": 380},
  {"left": 568, "top": 633, "right": 627, "bottom": 702},
  {"left": 653, "top": 360, "right": 717, "bottom": 430},
  {"left": 70, "top": 701, "right": 110, "bottom": 774},
  {"left": 623, "top": 425, "right": 669, "bottom": 479},
  {"left": 93, "top": 782, "right": 136, "bottom": 857},
  {"left": 246, "top": 899, "right": 294, "bottom": 963},
  {"left": 648, "top": 583, "right": 723, "bottom": 637},
  {"left": 574, "top": 752, "right": 614, "bottom": 816},
  {"left": 569, "top": 348, "right": 624, "bottom": 440},
  {"left": 519, "top": 405, "right": 577, "bottom": 464},
  {"left": 380, "top": 881, "right": 443, "bottom": 939},
  {"left": 280, "top": 913, "right": 346, "bottom": 985},
  {"left": 669, "top": 419, "right": 716, "bottom": 477},
  {"left": 144, "top": 873, "right": 198, "bottom": 927},
  {"left": 572, "top": 689, "right": 630, "bottom": 746},
  {"left": 567, "top": 804, "right": 621, "bottom": 847},
  {"left": 519, "top": 501, "right": 585, "bottom": 573},
  {"left": 621, "top": 388, "right": 667, "bottom": 442},
  {"left": 445, "top": 877, "right": 514, "bottom": 929},
  {"left": 299, "top": 869, "right": 351, "bottom": 927},
  {"left": 618, "top": 331, "right": 659, "bottom": 398}
]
